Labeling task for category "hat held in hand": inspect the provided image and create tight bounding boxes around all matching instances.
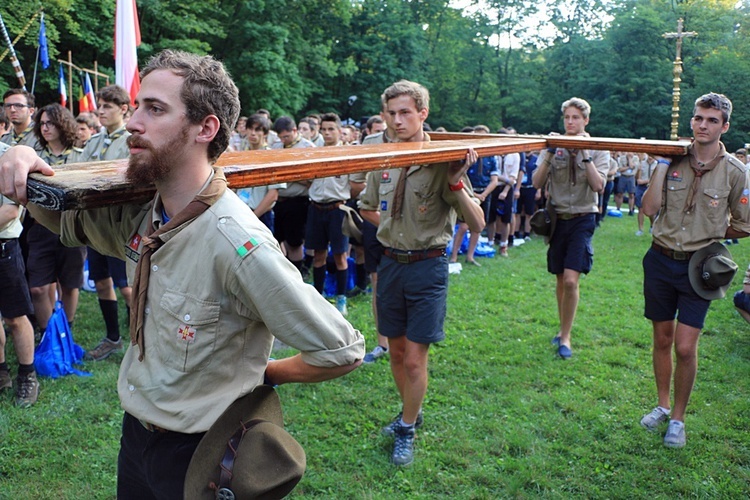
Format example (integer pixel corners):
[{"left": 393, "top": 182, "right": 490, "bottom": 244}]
[
  {"left": 688, "top": 242, "right": 738, "bottom": 300},
  {"left": 339, "top": 204, "right": 364, "bottom": 243},
  {"left": 184, "top": 385, "right": 306, "bottom": 500}
]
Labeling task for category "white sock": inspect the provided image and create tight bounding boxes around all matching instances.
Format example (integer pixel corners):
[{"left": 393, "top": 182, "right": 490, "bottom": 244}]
[
  {"left": 657, "top": 406, "right": 671, "bottom": 416},
  {"left": 668, "top": 419, "right": 683, "bottom": 427}
]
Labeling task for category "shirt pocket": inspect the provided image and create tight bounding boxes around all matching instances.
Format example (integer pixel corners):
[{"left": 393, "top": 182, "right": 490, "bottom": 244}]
[
  {"left": 702, "top": 187, "right": 730, "bottom": 225},
  {"left": 155, "top": 289, "right": 220, "bottom": 373},
  {"left": 551, "top": 157, "right": 569, "bottom": 183},
  {"left": 412, "top": 182, "right": 437, "bottom": 222}
]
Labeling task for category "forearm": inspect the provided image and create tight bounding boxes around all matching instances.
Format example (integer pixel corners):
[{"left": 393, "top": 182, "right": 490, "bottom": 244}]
[
  {"left": 641, "top": 164, "right": 668, "bottom": 217},
  {"left": 253, "top": 191, "right": 278, "bottom": 217},
  {"left": 457, "top": 189, "right": 485, "bottom": 233},
  {"left": 265, "top": 354, "right": 362, "bottom": 385},
  {"left": 360, "top": 209, "right": 380, "bottom": 226},
  {"left": 725, "top": 227, "right": 750, "bottom": 239},
  {"left": 532, "top": 154, "right": 550, "bottom": 189},
  {"left": 0, "top": 205, "right": 18, "bottom": 229}
]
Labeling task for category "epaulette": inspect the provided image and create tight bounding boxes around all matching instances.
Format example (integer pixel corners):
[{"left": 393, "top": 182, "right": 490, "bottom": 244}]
[{"left": 215, "top": 215, "right": 266, "bottom": 259}]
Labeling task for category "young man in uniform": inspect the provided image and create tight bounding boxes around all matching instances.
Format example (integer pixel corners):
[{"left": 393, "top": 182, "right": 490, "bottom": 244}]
[
  {"left": 360, "top": 80, "right": 484, "bottom": 466},
  {"left": 78, "top": 85, "right": 134, "bottom": 361},
  {"left": 0, "top": 49, "right": 364, "bottom": 498},
  {"left": 532, "top": 97, "right": 610, "bottom": 359},
  {"left": 639, "top": 93, "right": 750, "bottom": 448},
  {"left": 1, "top": 89, "right": 41, "bottom": 152},
  {"left": 0, "top": 143, "right": 38, "bottom": 407}
]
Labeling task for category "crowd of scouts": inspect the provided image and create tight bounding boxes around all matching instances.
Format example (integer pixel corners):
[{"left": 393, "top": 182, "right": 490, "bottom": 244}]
[{"left": 0, "top": 52, "right": 749, "bottom": 497}]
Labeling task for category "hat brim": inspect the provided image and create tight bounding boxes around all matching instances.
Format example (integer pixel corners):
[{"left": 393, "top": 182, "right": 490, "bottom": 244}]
[
  {"left": 688, "top": 242, "right": 735, "bottom": 300},
  {"left": 184, "top": 385, "right": 289, "bottom": 499},
  {"left": 339, "top": 205, "right": 363, "bottom": 243}
]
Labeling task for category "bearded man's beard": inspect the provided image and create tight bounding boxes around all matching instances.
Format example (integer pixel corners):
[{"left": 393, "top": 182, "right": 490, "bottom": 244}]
[{"left": 126, "top": 126, "right": 190, "bottom": 184}]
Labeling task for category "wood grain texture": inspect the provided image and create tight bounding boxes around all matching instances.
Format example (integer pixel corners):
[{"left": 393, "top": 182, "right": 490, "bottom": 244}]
[{"left": 25, "top": 135, "right": 690, "bottom": 210}]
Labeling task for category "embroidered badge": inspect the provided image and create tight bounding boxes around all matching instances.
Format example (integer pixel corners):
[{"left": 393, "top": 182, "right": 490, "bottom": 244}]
[
  {"left": 710, "top": 199, "right": 720, "bottom": 207},
  {"left": 742, "top": 197, "right": 748, "bottom": 205},
  {"left": 555, "top": 149, "right": 564, "bottom": 158},
  {"left": 744, "top": 189, "right": 750, "bottom": 196},
  {"left": 178, "top": 325, "right": 196, "bottom": 343},
  {"left": 418, "top": 205, "right": 428, "bottom": 214},
  {"left": 124, "top": 233, "right": 142, "bottom": 263},
  {"left": 382, "top": 172, "right": 390, "bottom": 180},
  {"left": 236, "top": 237, "right": 259, "bottom": 257},
  {"left": 381, "top": 200, "right": 388, "bottom": 211},
  {"left": 128, "top": 233, "right": 142, "bottom": 251},
  {"left": 670, "top": 170, "right": 682, "bottom": 182}
]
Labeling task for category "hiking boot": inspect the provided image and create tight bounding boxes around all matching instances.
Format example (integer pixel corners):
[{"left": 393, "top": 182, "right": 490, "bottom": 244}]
[
  {"left": 382, "top": 410, "right": 423, "bottom": 436},
  {"left": 0, "top": 369, "right": 12, "bottom": 392},
  {"left": 85, "top": 337, "right": 123, "bottom": 361},
  {"left": 363, "top": 345, "right": 388, "bottom": 364},
  {"left": 391, "top": 424, "right": 416, "bottom": 466},
  {"left": 640, "top": 406, "right": 670, "bottom": 432},
  {"left": 15, "top": 371, "right": 39, "bottom": 408},
  {"left": 663, "top": 420, "right": 686, "bottom": 448},
  {"left": 335, "top": 295, "right": 348, "bottom": 316}
]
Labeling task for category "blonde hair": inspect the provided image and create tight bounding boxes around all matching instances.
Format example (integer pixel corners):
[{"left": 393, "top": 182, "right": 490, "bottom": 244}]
[
  {"left": 381, "top": 80, "right": 430, "bottom": 111},
  {"left": 561, "top": 97, "right": 591, "bottom": 119}
]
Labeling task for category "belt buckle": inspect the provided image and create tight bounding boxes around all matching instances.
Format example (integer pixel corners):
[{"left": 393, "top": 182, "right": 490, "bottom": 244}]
[
  {"left": 396, "top": 252, "right": 411, "bottom": 264},
  {"left": 673, "top": 250, "right": 689, "bottom": 260}
]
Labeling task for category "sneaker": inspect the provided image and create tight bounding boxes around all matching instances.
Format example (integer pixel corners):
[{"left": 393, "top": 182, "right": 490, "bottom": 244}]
[
  {"left": 640, "top": 406, "right": 670, "bottom": 432},
  {"left": 629, "top": 210, "right": 635, "bottom": 216},
  {"left": 635, "top": 230, "right": 644, "bottom": 236},
  {"left": 15, "top": 371, "right": 39, "bottom": 408},
  {"left": 392, "top": 424, "right": 416, "bottom": 466},
  {"left": 85, "top": 337, "right": 123, "bottom": 361},
  {"left": 551, "top": 334, "right": 561, "bottom": 346},
  {"left": 663, "top": 420, "right": 686, "bottom": 448},
  {"left": 363, "top": 345, "right": 388, "bottom": 363},
  {"left": 382, "top": 410, "right": 424, "bottom": 436},
  {"left": 335, "top": 295, "right": 348, "bottom": 316},
  {"left": 0, "top": 369, "right": 11, "bottom": 392},
  {"left": 557, "top": 345, "right": 572, "bottom": 359},
  {"left": 500, "top": 247, "right": 509, "bottom": 257}
]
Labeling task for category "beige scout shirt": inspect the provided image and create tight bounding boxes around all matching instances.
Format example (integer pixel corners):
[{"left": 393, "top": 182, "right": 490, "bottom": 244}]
[
  {"left": 58, "top": 184, "right": 364, "bottom": 433},
  {"left": 309, "top": 175, "right": 352, "bottom": 203},
  {"left": 1, "top": 124, "right": 42, "bottom": 152},
  {"left": 80, "top": 125, "right": 131, "bottom": 161},
  {"left": 537, "top": 148, "right": 610, "bottom": 214},
  {"left": 272, "top": 135, "right": 314, "bottom": 197},
  {"left": 39, "top": 146, "right": 85, "bottom": 166},
  {"left": 652, "top": 144, "right": 750, "bottom": 253},
  {"left": 360, "top": 134, "right": 478, "bottom": 251},
  {"left": 236, "top": 183, "right": 287, "bottom": 211}
]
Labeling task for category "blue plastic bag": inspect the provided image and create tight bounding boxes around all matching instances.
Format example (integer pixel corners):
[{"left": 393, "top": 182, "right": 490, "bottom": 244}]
[{"left": 34, "top": 301, "right": 91, "bottom": 378}]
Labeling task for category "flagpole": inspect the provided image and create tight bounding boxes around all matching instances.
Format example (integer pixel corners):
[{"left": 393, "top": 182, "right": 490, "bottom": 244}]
[
  {"left": 31, "top": 12, "right": 43, "bottom": 95},
  {"left": 0, "top": 12, "right": 27, "bottom": 90}
]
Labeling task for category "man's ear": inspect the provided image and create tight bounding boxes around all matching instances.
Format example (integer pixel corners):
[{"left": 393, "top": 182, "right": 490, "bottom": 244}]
[{"left": 195, "top": 115, "right": 220, "bottom": 145}]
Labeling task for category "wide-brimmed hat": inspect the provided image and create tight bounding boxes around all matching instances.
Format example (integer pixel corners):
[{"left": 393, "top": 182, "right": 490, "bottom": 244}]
[
  {"left": 184, "top": 385, "right": 306, "bottom": 500},
  {"left": 339, "top": 204, "right": 363, "bottom": 243},
  {"left": 530, "top": 207, "right": 557, "bottom": 243},
  {"left": 688, "top": 242, "right": 738, "bottom": 300}
]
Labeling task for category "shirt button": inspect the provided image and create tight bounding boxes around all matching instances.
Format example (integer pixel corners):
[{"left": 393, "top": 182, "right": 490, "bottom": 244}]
[
  {"left": 219, "top": 217, "right": 226, "bottom": 224},
  {"left": 145, "top": 307, "right": 150, "bottom": 314},
  {"left": 128, "top": 385, "right": 135, "bottom": 392},
  {"left": 184, "top": 314, "right": 191, "bottom": 321},
  {"left": 152, "top": 265, "right": 158, "bottom": 272},
  {"left": 714, "top": 195, "right": 718, "bottom": 199},
  {"left": 670, "top": 187, "right": 675, "bottom": 190}
]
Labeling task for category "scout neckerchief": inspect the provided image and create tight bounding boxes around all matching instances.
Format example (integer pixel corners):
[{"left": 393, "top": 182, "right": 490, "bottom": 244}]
[
  {"left": 391, "top": 132, "right": 430, "bottom": 221},
  {"left": 129, "top": 167, "right": 228, "bottom": 361},
  {"left": 11, "top": 124, "right": 34, "bottom": 146},
  {"left": 568, "top": 150, "right": 579, "bottom": 186},
  {"left": 100, "top": 127, "right": 127, "bottom": 158},
  {"left": 284, "top": 134, "right": 302, "bottom": 149},
  {"left": 42, "top": 145, "right": 73, "bottom": 166},
  {"left": 684, "top": 143, "right": 725, "bottom": 214}
]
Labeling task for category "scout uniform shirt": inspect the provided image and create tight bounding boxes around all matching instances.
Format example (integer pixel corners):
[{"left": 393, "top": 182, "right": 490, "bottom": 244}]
[
  {"left": 309, "top": 142, "right": 353, "bottom": 203},
  {"left": 360, "top": 133, "right": 479, "bottom": 251},
  {"left": 39, "top": 145, "right": 85, "bottom": 166},
  {"left": 57, "top": 172, "right": 364, "bottom": 433},
  {"left": 1, "top": 124, "right": 42, "bottom": 152},
  {"left": 80, "top": 125, "right": 130, "bottom": 161},
  {"left": 0, "top": 143, "right": 23, "bottom": 238},
  {"left": 537, "top": 148, "right": 610, "bottom": 214},
  {"left": 652, "top": 143, "right": 750, "bottom": 253},
  {"left": 272, "top": 134, "right": 314, "bottom": 198}
]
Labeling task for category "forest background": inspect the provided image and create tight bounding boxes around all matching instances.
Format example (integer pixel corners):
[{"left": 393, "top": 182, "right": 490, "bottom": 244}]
[{"left": 1, "top": 0, "right": 749, "bottom": 149}]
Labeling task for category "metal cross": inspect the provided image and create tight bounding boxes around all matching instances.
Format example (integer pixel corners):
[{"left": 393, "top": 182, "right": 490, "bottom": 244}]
[{"left": 663, "top": 19, "right": 698, "bottom": 140}]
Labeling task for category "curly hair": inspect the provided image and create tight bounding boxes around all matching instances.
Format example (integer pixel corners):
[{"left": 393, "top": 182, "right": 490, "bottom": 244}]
[{"left": 33, "top": 104, "right": 78, "bottom": 149}]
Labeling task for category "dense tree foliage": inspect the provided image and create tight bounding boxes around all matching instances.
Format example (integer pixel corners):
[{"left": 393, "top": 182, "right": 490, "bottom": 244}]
[{"left": 2, "top": 0, "right": 749, "bottom": 148}]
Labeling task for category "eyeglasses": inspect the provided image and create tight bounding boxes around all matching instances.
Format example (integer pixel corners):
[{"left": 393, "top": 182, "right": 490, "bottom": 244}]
[
  {"left": 39, "top": 121, "right": 56, "bottom": 128},
  {"left": 3, "top": 103, "right": 30, "bottom": 110}
]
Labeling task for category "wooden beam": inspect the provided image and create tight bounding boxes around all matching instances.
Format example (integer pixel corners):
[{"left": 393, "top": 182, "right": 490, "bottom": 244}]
[{"left": 25, "top": 135, "right": 691, "bottom": 211}]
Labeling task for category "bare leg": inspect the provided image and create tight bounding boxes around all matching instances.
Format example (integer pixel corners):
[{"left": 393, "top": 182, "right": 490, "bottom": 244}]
[{"left": 389, "top": 336, "right": 429, "bottom": 425}]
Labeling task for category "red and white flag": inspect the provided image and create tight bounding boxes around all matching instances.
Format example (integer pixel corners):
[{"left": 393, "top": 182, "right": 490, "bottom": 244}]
[{"left": 115, "top": 0, "right": 141, "bottom": 105}]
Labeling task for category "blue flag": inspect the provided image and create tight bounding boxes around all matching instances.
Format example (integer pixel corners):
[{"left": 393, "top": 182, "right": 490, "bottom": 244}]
[{"left": 39, "top": 14, "right": 49, "bottom": 70}]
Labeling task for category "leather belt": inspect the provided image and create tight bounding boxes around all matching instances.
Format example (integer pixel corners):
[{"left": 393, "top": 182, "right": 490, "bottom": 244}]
[
  {"left": 556, "top": 212, "right": 588, "bottom": 221},
  {"left": 383, "top": 247, "right": 446, "bottom": 264},
  {"left": 139, "top": 419, "right": 169, "bottom": 433},
  {"left": 651, "top": 242, "right": 694, "bottom": 261},
  {"left": 311, "top": 200, "right": 344, "bottom": 211}
]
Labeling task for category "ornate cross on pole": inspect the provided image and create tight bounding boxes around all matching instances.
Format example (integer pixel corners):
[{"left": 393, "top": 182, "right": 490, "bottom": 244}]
[{"left": 663, "top": 18, "right": 697, "bottom": 140}]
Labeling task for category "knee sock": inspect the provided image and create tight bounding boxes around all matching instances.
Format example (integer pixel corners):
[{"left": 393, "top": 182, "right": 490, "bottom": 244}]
[
  {"left": 356, "top": 264, "right": 367, "bottom": 289},
  {"left": 99, "top": 299, "right": 120, "bottom": 341},
  {"left": 336, "top": 269, "right": 348, "bottom": 296},
  {"left": 313, "top": 266, "right": 326, "bottom": 294},
  {"left": 18, "top": 363, "right": 35, "bottom": 376},
  {"left": 0, "top": 362, "right": 9, "bottom": 373}
]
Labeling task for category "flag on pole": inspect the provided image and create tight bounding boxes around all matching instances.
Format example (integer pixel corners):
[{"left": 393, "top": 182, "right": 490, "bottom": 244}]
[
  {"left": 38, "top": 13, "right": 49, "bottom": 70},
  {"left": 59, "top": 65, "right": 67, "bottom": 107},
  {"left": 78, "top": 72, "right": 90, "bottom": 112},
  {"left": 115, "top": 0, "right": 141, "bottom": 105},
  {"left": 84, "top": 72, "right": 97, "bottom": 111}
]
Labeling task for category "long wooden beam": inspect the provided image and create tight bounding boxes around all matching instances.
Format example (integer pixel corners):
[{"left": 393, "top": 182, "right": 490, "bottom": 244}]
[{"left": 25, "top": 135, "right": 691, "bottom": 211}]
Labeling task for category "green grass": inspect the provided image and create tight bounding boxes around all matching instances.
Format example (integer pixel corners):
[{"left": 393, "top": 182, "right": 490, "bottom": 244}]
[{"left": 1, "top": 214, "right": 749, "bottom": 498}]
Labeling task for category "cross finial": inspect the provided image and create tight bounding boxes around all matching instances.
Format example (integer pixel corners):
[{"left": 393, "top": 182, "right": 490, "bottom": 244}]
[{"left": 663, "top": 18, "right": 697, "bottom": 61}]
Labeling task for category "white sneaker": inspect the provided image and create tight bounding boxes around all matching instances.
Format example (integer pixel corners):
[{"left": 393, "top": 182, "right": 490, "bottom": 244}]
[
  {"left": 640, "top": 407, "right": 670, "bottom": 431},
  {"left": 663, "top": 420, "right": 686, "bottom": 448},
  {"left": 635, "top": 230, "right": 644, "bottom": 236}
]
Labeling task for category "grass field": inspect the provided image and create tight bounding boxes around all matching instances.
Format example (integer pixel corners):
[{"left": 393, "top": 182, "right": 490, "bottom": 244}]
[{"left": 1, "top": 213, "right": 749, "bottom": 498}]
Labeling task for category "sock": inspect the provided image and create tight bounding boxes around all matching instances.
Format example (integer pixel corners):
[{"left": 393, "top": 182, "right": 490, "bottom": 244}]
[
  {"left": 99, "top": 298, "right": 120, "bottom": 342},
  {"left": 336, "top": 269, "right": 348, "bottom": 296},
  {"left": 399, "top": 418, "right": 415, "bottom": 429},
  {"left": 356, "top": 264, "right": 367, "bottom": 289},
  {"left": 0, "top": 362, "right": 9, "bottom": 372},
  {"left": 508, "top": 234, "right": 514, "bottom": 246},
  {"left": 67, "top": 320, "right": 74, "bottom": 331},
  {"left": 500, "top": 241, "right": 508, "bottom": 248},
  {"left": 18, "top": 363, "right": 35, "bottom": 376},
  {"left": 304, "top": 254, "right": 313, "bottom": 269},
  {"left": 668, "top": 419, "right": 683, "bottom": 427},
  {"left": 290, "top": 259, "right": 303, "bottom": 271},
  {"left": 658, "top": 406, "right": 671, "bottom": 416},
  {"left": 313, "top": 266, "right": 326, "bottom": 293}
]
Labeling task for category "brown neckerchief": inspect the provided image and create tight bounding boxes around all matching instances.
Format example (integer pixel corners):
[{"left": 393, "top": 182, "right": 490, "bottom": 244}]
[
  {"left": 129, "top": 168, "right": 228, "bottom": 361},
  {"left": 568, "top": 149, "right": 579, "bottom": 186},
  {"left": 390, "top": 132, "right": 430, "bottom": 221},
  {"left": 684, "top": 144, "right": 725, "bottom": 214}
]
